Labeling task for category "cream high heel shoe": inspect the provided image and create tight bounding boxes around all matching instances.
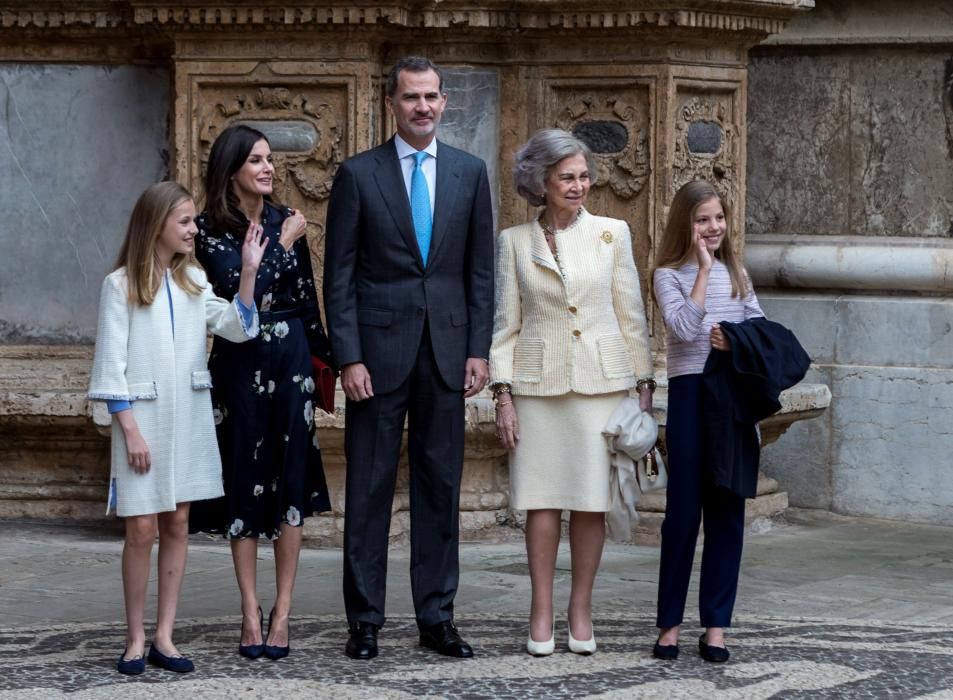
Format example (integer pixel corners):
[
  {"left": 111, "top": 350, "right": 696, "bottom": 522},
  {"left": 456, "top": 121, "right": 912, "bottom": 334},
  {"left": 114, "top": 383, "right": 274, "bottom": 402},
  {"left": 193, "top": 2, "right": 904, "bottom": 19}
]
[
  {"left": 526, "top": 617, "right": 555, "bottom": 657},
  {"left": 567, "top": 620, "right": 597, "bottom": 655}
]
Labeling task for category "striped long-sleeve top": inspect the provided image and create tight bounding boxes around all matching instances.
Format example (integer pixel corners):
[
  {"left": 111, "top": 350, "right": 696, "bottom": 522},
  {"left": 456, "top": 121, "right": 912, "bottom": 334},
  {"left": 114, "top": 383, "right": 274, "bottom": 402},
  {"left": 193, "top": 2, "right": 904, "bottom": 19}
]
[{"left": 653, "top": 260, "right": 764, "bottom": 378}]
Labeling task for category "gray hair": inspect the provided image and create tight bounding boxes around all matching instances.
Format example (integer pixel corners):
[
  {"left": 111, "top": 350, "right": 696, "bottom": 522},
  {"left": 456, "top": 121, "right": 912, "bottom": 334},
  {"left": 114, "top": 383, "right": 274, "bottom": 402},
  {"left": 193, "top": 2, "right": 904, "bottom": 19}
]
[
  {"left": 385, "top": 56, "right": 444, "bottom": 98},
  {"left": 513, "top": 128, "right": 597, "bottom": 207}
]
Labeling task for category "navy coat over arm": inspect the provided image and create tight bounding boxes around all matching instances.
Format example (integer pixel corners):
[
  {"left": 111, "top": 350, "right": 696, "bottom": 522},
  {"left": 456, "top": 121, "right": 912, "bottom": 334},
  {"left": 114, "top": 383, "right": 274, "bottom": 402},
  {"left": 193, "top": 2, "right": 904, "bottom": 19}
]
[{"left": 701, "top": 317, "right": 811, "bottom": 499}]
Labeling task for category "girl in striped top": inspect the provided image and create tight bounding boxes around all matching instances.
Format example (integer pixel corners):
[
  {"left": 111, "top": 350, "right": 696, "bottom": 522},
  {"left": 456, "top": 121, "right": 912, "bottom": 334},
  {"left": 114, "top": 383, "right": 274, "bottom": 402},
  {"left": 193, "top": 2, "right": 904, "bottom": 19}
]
[{"left": 651, "top": 180, "right": 764, "bottom": 664}]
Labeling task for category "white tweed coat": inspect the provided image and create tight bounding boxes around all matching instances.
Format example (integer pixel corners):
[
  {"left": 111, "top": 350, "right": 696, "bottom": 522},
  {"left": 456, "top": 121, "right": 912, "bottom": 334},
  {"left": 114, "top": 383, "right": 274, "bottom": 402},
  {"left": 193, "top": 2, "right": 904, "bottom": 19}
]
[
  {"left": 88, "top": 266, "right": 258, "bottom": 517},
  {"left": 490, "top": 209, "right": 653, "bottom": 396}
]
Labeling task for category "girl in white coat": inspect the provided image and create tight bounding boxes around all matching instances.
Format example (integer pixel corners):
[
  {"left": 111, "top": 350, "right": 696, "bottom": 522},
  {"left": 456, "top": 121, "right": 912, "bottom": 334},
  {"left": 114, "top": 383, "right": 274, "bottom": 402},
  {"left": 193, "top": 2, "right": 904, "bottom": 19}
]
[{"left": 88, "top": 181, "right": 266, "bottom": 674}]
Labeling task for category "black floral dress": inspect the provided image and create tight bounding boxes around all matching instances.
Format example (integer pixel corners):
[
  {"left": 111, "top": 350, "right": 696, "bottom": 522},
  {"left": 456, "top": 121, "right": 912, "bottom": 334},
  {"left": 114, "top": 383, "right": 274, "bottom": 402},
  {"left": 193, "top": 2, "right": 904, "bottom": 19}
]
[{"left": 189, "top": 201, "right": 332, "bottom": 539}]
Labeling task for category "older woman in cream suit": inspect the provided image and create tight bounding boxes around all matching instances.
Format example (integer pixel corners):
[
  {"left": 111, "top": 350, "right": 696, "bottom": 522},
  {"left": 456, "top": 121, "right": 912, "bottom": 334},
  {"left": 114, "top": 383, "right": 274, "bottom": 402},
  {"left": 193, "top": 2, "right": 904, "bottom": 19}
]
[{"left": 490, "top": 129, "right": 655, "bottom": 656}]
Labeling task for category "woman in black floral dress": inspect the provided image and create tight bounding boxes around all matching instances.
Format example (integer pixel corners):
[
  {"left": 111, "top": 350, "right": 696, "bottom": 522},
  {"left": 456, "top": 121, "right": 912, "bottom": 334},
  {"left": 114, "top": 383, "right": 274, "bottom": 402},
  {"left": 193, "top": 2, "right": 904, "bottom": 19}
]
[{"left": 189, "top": 124, "right": 333, "bottom": 660}]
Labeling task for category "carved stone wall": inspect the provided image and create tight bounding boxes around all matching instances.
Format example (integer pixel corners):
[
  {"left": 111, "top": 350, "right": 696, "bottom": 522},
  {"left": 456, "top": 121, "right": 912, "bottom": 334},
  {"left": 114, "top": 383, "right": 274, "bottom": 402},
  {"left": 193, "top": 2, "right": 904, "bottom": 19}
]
[
  {"left": 0, "top": 0, "right": 817, "bottom": 538},
  {"left": 746, "top": 0, "right": 953, "bottom": 525}
]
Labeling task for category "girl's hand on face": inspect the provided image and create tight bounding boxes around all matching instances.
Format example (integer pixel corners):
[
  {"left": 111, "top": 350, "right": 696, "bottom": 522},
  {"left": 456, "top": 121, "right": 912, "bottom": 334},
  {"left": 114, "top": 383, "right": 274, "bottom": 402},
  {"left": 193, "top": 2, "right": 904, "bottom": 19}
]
[
  {"left": 710, "top": 323, "right": 731, "bottom": 351},
  {"left": 242, "top": 223, "right": 268, "bottom": 270},
  {"left": 694, "top": 230, "right": 712, "bottom": 270},
  {"left": 278, "top": 209, "right": 308, "bottom": 250}
]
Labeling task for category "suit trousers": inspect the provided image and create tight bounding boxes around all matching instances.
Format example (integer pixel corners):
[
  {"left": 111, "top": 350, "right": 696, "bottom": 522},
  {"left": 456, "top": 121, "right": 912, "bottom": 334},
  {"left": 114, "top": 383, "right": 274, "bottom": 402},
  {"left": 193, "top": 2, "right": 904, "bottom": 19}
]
[
  {"left": 656, "top": 373, "right": 746, "bottom": 629},
  {"left": 342, "top": 322, "right": 465, "bottom": 629}
]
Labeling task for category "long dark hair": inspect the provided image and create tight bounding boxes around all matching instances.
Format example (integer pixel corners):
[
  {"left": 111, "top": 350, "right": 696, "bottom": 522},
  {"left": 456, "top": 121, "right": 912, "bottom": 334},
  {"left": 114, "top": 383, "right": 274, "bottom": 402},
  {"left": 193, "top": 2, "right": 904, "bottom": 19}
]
[{"left": 204, "top": 124, "right": 275, "bottom": 233}]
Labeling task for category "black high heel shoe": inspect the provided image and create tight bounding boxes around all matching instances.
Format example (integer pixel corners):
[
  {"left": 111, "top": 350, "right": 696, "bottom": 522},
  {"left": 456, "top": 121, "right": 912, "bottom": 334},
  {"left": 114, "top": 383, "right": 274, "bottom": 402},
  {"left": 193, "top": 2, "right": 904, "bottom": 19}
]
[
  {"left": 239, "top": 606, "right": 266, "bottom": 659},
  {"left": 264, "top": 608, "right": 290, "bottom": 660}
]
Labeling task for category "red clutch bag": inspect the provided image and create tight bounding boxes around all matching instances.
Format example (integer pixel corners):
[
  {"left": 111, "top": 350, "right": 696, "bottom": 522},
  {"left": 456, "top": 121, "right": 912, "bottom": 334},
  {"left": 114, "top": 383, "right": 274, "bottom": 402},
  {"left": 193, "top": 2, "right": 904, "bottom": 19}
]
[{"left": 310, "top": 355, "right": 336, "bottom": 415}]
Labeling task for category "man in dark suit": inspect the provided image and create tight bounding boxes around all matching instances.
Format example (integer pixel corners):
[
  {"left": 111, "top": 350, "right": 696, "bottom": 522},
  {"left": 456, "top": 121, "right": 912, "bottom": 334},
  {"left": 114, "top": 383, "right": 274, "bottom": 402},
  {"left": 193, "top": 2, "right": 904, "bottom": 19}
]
[{"left": 323, "top": 56, "right": 494, "bottom": 660}]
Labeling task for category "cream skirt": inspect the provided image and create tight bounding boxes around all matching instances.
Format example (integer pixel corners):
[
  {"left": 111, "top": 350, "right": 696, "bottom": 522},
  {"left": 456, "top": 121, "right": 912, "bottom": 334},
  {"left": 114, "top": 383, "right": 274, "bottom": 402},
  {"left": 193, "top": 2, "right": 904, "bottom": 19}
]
[{"left": 509, "top": 391, "right": 625, "bottom": 512}]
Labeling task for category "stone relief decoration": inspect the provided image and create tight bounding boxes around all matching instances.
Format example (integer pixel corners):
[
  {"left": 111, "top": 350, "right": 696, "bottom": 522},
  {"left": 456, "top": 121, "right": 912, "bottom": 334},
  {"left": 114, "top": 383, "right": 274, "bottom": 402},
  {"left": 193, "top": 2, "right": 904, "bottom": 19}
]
[
  {"left": 196, "top": 84, "right": 346, "bottom": 297},
  {"left": 672, "top": 92, "right": 738, "bottom": 211},
  {"left": 553, "top": 93, "right": 651, "bottom": 201}
]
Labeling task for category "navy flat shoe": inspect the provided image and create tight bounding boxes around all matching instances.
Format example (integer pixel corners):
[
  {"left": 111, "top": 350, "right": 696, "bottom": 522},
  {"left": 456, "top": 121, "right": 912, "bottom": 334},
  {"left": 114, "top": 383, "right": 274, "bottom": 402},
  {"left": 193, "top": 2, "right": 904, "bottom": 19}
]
[
  {"left": 264, "top": 608, "right": 290, "bottom": 660},
  {"left": 698, "top": 633, "right": 730, "bottom": 663},
  {"left": 117, "top": 649, "right": 145, "bottom": 675},
  {"left": 239, "top": 607, "right": 266, "bottom": 659},
  {"left": 652, "top": 637, "right": 679, "bottom": 660},
  {"left": 148, "top": 643, "right": 195, "bottom": 673}
]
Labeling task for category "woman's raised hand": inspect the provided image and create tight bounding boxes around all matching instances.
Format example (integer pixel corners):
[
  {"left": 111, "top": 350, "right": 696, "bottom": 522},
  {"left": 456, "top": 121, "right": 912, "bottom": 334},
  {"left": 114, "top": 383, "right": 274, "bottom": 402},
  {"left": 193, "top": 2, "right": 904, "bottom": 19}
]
[
  {"left": 278, "top": 208, "right": 307, "bottom": 251},
  {"left": 242, "top": 222, "right": 268, "bottom": 271}
]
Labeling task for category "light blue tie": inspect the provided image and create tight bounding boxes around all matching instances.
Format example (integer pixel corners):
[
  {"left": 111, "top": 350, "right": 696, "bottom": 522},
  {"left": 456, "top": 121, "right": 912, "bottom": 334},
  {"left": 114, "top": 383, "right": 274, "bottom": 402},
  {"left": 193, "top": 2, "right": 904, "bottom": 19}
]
[{"left": 410, "top": 151, "right": 432, "bottom": 265}]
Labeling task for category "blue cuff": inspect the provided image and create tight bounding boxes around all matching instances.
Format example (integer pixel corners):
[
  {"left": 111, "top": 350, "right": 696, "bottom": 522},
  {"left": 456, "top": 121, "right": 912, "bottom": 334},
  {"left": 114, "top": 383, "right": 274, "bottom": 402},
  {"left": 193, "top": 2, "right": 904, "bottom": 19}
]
[
  {"left": 236, "top": 297, "right": 258, "bottom": 337},
  {"left": 107, "top": 399, "right": 132, "bottom": 414}
]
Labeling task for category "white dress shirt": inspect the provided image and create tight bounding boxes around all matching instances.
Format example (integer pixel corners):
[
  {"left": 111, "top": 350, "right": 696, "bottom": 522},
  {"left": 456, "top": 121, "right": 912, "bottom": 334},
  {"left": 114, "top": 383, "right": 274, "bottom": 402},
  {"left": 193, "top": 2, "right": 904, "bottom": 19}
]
[{"left": 394, "top": 133, "right": 437, "bottom": 218}]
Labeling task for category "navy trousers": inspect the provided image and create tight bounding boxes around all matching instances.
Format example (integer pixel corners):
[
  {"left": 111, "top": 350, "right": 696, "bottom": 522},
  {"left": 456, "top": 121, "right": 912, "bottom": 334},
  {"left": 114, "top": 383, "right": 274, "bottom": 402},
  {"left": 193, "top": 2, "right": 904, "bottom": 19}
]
[
  {"left": 656, "top": 374, "right": 746, "bottom": 629},
  {"left": 342, "top": 322, "right": 465, "bottom": 629}
]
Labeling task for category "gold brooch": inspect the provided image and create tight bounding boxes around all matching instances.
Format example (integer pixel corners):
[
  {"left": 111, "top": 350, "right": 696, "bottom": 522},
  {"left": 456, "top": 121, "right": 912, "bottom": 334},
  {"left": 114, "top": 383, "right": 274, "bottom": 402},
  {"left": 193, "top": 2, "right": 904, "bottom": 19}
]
[{"left": 601, "top": 231, "right": 614, "bottom": 244}]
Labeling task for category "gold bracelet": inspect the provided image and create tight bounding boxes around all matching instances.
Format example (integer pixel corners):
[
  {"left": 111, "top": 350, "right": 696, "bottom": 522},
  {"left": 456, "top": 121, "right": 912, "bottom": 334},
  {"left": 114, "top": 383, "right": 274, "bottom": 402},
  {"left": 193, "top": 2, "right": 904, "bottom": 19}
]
[
  {"left": 636, "top": 378, "right": 657, "bottom": 394},
  {"left": 492, "top": 383, "right": 513, "bottom": 399},
  {"left": 496, "top": 399, "right": 513, "bottom": 407}
]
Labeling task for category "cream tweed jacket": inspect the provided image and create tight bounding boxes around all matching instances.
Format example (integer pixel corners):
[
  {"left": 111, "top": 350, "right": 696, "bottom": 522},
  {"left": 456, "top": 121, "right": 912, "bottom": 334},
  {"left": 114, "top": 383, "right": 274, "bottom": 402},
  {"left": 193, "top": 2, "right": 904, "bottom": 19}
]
[
  {"left": 88, "top": 266, "right": 258, "bottom": 517},
  {"left": 490, "top": 209, "right": 653, "bottom": 396}
]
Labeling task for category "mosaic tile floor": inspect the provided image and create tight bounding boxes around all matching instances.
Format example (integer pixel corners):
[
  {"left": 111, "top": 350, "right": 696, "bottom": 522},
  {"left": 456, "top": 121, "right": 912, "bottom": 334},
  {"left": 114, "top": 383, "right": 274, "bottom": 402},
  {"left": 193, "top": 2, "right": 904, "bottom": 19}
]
[{"left": 2, "top": 613, "right": 953, "bottom": 699}]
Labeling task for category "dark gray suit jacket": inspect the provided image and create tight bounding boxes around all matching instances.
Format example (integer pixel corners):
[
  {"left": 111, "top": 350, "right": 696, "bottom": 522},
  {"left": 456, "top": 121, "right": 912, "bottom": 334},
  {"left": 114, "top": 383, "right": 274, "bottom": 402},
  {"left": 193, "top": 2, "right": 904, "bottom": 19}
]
[{"left": 323, "top": 138, "right": 494, "bottom": 395}]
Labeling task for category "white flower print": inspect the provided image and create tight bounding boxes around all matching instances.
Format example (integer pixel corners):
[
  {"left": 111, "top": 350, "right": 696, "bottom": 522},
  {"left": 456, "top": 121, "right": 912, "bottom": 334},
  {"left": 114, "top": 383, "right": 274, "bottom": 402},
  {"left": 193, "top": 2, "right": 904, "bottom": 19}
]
[
  {"left": 253, "top": 370, "right": 265, "bottom": 394},
  {"left": 303, "top": 400, "right": 314, "bottom": 427},
  {"left": 271, "top": 479, "right": 278, "bottom": 492},
  {"left": 267, "top": 380, "right": 276, "bottom": 395},
  {"left": 213, "top": 407, "right": 224, "bottom": 425},
  {"left": 302, "top": 376, "right": 315, "bottom": 394},
  {"left": 253, "top": 485, "right": 264, "bottom": 497},
  {"left": 273, "top": 321, "right": 289, "bottom": 339},
  {"left": 312, "top": 432, "right": 321, "bottom": 450},
  {"left": 292, "top": 374, "right": 303, "bottom": 383},
  {"left": 254, "top": 437, "right": 264, "bottom": 461},
  {"left": 286, "top": 506, "right": 301, "bottom": 526},
  {"left": 228, "top": 518, "right": 244, "bottom": 537},
  {"left": 261, "top": 292, "right": 273, "bottom": 312}
]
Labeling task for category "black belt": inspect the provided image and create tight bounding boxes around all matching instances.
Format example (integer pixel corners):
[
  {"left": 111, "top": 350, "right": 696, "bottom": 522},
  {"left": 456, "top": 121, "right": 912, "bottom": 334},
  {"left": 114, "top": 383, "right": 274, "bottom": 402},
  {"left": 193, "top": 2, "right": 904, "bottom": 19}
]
[{"left": 259, "top": 308, "right": 306, "bottom": 322}]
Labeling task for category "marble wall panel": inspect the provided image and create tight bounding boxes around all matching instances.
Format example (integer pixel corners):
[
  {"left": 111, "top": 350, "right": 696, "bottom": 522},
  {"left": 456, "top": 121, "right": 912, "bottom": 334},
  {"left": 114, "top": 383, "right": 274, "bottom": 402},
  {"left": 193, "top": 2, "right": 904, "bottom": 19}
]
[
  {"left": 747, "top": 49, "right": 953, "bottom": 238},
  {"left": 0, "top": 64, "right": 169, "bottom": 343},
  {"left": 848, "top": 50, "right": 953, "bottom": 238},
  {"left": 758, "top": 292, "right": 953, "bottom": 521},
  {"left": 759, "top": 293, "right": 953, "bottom": 369},
  {"left": 830, "top": 365, "right": 953, "bottom": 525},
  {"left": 436, "top": 67, "right": 500, "bottom": 222},
  {"left": 746, "top": 55, "right": 851, "bottom": 236}
]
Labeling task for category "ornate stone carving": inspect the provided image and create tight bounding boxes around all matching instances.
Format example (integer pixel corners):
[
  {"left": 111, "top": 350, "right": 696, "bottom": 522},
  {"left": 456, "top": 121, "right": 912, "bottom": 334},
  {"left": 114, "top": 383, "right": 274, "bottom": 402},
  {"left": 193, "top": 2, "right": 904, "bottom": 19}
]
[
  {"left": 553, "top": 91, "right": 651, "bottom": 201},
  {"left": 0, "top": 2, "right": 810, "bottom": 35},
  {"left": 672, "top": 92, "right": 739, "bottom": 210}
]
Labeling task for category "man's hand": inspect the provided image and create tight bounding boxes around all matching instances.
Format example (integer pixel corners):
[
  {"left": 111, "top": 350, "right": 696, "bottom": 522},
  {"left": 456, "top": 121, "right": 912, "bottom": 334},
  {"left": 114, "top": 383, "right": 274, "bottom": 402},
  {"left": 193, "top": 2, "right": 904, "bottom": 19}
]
[
  {"left": 463, "top": 357, "right": 489, "bottom": 398},
  {"left": 342, "top": 362, "right": 374, "bottom": 401}
]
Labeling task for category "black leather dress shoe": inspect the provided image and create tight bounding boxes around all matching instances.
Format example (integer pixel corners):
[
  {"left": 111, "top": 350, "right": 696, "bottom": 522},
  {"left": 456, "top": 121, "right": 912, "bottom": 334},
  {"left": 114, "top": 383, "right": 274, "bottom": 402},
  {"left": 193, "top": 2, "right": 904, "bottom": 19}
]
[
  {"left": 698, "top": 633, "right": 730, "bottom": 663},
  {"left": 652, "top": 637, "right": 679, "bottom": 660},
  {"left": 345, "top": 622, "right": 379, "bottom": 660},
  {"left": 419, "top": 621, "right": 474, "bottom": 658}
]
